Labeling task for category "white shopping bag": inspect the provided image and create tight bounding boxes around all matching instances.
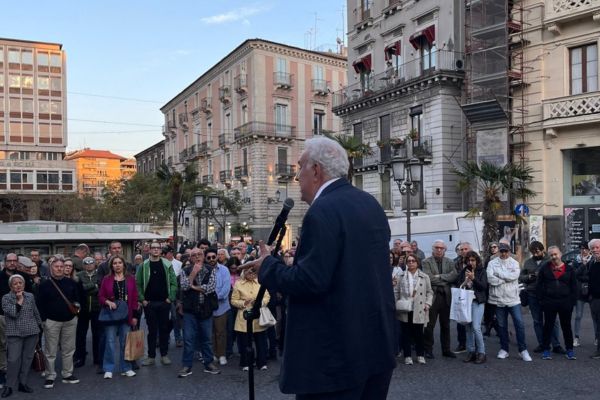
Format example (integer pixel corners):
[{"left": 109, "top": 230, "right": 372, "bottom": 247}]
[{"left": 450, "top": 287, "right": 475, "bottom": 325}]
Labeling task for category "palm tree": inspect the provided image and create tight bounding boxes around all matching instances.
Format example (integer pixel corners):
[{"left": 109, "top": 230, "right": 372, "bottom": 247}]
[
  {"left": 156, "top": 163, "right": 199, "bottom": 250},
  {"left": 453, "top": 161, "right": 535, "bottom": 260},
  {"left": 325, "top": 133, "right": 373, "bottom": 182}
]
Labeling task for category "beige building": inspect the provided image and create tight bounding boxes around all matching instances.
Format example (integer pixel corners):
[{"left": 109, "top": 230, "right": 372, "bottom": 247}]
[
  {"left": 160, "top": 39, "right": 347, "bottom": 244},
  {"left": 514, "top": 1, "right": 600, "bottom": 249},
  {"left": 0, "top": 38, "right": 76, "bottom": 221}
]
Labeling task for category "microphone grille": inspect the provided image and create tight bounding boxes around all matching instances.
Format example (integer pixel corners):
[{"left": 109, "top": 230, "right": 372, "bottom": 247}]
[{"left": 283, "top": 198, "right": 295, "bottom": 210}]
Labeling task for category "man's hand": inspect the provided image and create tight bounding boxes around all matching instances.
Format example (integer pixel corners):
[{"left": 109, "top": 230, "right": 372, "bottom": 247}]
[
  {"left": 238, "top": 241, "right": 270, "bottom": 276},
  {"left": 16, "top": 290, "right": 24, "bottom": 305}
]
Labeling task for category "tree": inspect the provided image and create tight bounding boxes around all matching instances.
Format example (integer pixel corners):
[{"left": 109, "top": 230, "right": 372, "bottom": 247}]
[
  {"left": 324, "top": 133, "right": 373, "bottom": 182},
  {"left": 196, "top": 188, "right": 243, "bottom": 242},
  {"left": 156, "top": 163, "right": 202, "bottom": 250},
  {"left": 453, "top": 161, "right": 535, "bottom": 260}
]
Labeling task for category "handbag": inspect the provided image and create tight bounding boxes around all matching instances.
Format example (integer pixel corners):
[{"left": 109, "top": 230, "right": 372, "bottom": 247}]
[
  {"left": 124, "top": 329, "right": 145, "bottom": 361},
  {"left": 98, "top": 300, "right": 129, "bottom": 324},
  {"left": 31, "top": 344, "right": 46, "bottom": 372},
  {"left": 395, "top": 273, "right": 418, "bottom": 312},
  {"left": 259, "top": 307, "right": 276, "bottom": 327},
  {"left": 49, "top": 278, "right": 79, "bottom": 315},
  {"left": 450, "top": 286, "right": 475, "bottom": 325}
]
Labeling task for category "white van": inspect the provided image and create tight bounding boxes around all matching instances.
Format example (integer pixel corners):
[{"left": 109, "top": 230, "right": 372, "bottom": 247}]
[{"left": 389, "top": 212, "right": 484, "bottom": 259}]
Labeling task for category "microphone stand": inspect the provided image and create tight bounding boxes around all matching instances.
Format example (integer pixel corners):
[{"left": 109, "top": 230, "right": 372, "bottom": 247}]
[{"left": 243, "top": 225, "right": 286, "bottom": 400}]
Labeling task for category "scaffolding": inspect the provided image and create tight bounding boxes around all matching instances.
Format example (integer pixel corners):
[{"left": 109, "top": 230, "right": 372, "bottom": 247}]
[{"left": 461, "top": 0, "right": 529, "bottom": 170}]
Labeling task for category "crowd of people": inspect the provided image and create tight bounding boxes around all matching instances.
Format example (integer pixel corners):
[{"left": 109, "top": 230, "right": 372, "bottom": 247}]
[
  {"left": 390, "top": 237, "right": 600, "bottom": 366},
  {"left": 0, "top": 238, "right": 295, "bottom": 396}
]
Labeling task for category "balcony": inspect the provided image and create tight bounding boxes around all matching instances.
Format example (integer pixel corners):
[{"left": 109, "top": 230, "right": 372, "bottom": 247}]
[
  {"left": 386, "top": 135, "right": 433, "bottom": 163},
  {"left": 200, "top": 97, "right": 212, "bottom": 114},
  {"left": 412, "top": 135, "right": 433, "bottom": 162},
  {"left": 202, "top": 174, "right": 214, "bottom": 185},
  {"left": 167, "top": 120, "right": 177, "bottom": 131},
  {"left": 198, "top": 142, "right": 211, "bottom": 156},
  {"left": 234, "top": 166, "right": 249, "bottom": 181},
  {"left": 274, "top": 72, "right": 293, "bottom": 89},
  {"left": 543, "top": 91, "right": 600, "bottom": 132},
  {"left": 333, "top": 51, "right": 464, "bottom": 112},
  {"left": 311, "top": 79, "right": 329, "bottom": 95},
  {"left": 383, "top": 0, "right": 402, "bottom": 17},
  {"left": 178, "top": 112, "right": 188, "bottom": 129},
  {"left": 234, "top": 121, "right": 295, "bottom": 141},
  {"left": 275, "top": 164, "right": 297, "bottom": 180},
  {"left": 179, "top": 148, "right": 188, "bottom": 161},
  {"left": 234, "top": 74, "right": 248, "bottom": 94},
  {"left": 190, "top": 106, "right": 200, "bottom": 115},
  {"left": 354, "top": 6, "right": 374, "bottom": 31},
  {"left": 219, "top": 170, "right": 232, "bottom": 184},
  {"left": 218, "top": 133, "right": 230, "bottom": 149},
  {"left": 167, "top": 156, "right": 173, "bottom": 166},
  {"left": 219, "top": 85, "right": 231, "bottom": 104},
  {"left": 545, "top": 0, "right": 600, "bottom": 28},
  {"left": 186, "top": 144, "right": 198, "bottom": 160}
]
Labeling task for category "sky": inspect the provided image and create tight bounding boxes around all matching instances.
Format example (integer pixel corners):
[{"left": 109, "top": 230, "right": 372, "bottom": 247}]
[{"left": 3, "top": 0, "right": 347, "bottom": 157}]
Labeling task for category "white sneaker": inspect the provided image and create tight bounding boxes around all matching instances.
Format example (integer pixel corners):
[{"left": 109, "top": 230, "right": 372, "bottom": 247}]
[
  {"left": 519, "top": 350, "right": 532, "bottom": 362},
  {"left": 242, "top": 366, "right": 249, "bottom": 371},
  {"left": 121, "top": 370, "right": 136, "bottom": 377},
  {"left": 104, "top": 372, "right": 112, "bottom": 379},
  {"left": 417, "top": 356, "right": 426, "bottom": 364},
  {"left": 404, "top": 357, "right": 413, "bottom": 365},
  {"left": 219, "top": 356, "right": 227, "bottom": 366},
  {"left": 497, "top": 349, "right": 509, "bottom": 359},
  {"left": 573, "top": 338, "right": 580, "bottom": 347}
]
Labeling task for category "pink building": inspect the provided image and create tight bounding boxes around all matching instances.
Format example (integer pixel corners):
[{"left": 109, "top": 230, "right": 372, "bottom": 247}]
[{"left": 160, "top": 39, "right": 347, "bottom": 244}]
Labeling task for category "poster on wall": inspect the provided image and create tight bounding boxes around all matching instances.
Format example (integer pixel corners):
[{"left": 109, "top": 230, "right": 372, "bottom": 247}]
[
  {"left": 588, "top": 208, "right": 600, "bottom": 241},
  {"left": 564, "top": 207, "right": 585, "bottom": 251},
  {"left": 529, "top": 215, "right": 544, "bottom": 245},
  {"left": 572, "top": 175, "right": 600, "bottom": 196},
  {"left": 497, "top": 220, "right": 516, "bottom": 253}
]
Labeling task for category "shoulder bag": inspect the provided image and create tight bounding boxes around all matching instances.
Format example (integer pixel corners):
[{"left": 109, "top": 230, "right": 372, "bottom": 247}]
[{"left": 98, "top": 279, "right": 129, "bottom": 324}]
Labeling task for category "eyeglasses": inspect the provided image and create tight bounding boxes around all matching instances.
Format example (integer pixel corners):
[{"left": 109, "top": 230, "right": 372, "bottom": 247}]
[
  {"left": 150, "top": 246, "right": 161, "bottom": 250},
  {"left": 206, "top": 256, "right": 217, "bottom": 260},
  {"left": 406, "top": 259, "right": 418, "bottom": 263},
  {"left": 5, "top": 259, "right": 18, "bottom": 262}
]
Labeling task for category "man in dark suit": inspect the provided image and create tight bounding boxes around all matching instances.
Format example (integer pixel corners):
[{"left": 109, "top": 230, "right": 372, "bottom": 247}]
[{"left": 244, "top": 136, "right": 396, "bottom": 399}]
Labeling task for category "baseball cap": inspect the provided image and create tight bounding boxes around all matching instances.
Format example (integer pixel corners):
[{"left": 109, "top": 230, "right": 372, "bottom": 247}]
[
  {"left": 498, "top": 243, "right": 510, "bottom": 252},
  {"left": 83, "top": 257, "right": 95, "bottom": 265}
]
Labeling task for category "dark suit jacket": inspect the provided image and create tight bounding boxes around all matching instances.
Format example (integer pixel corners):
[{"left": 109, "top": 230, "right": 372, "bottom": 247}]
[{"left": 259, "top": 179, "right": 396, "bottom": 395}]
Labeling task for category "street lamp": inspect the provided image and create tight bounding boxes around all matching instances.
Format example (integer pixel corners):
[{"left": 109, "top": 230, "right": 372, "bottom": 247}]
[
  {"left": 390, "top": 157, "right": 423, "bottom": 242},
  {"left": 194, "top": 192, "right": 220, "bottom": 240}
]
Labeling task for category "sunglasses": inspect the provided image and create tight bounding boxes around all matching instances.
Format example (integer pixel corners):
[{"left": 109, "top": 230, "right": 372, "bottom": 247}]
[{"left": 206, "top": 256, "right": 217, "bottom": 260}]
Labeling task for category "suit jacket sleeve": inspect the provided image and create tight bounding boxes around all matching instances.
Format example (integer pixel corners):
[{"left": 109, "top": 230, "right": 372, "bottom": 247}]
[{"left": 259, "top": 207, "right": 340, "bottom": 297}]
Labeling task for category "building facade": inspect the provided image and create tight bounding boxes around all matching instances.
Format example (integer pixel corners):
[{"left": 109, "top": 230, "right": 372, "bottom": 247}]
[
  {"left": 64, "top": 148, "right": 132, "bottom": 199},
  {"left": 516, "top": 0, "right": 600, "bottom": 249},
  {"left": 134, "top": 140, "right": 165, "bottom": 175},
  {"left": 0, "top": 38, "right": 76, "bottom": 221},
  {"left": 161, "top": 39, "right": 347, "bottom": 244},
  {"left": 333, "top": 0, "right": 466, "bottom": 216}
]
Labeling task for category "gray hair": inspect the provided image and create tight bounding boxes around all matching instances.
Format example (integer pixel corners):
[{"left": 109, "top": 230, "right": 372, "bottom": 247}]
[
  {"left": 8, "top": 274, "right": 24, "bottom": 286},
  {"left": 589, "top": 239, "right": 600, "bottom": 249},
  {"left": 547, "top": 245, "right": 561, "bottom": 254},
  {"left": 304, "top": 136, "right": 349, "bottom": 180},
  {"left": 432, "top": 240, "right": 447, "bottom": 249}
]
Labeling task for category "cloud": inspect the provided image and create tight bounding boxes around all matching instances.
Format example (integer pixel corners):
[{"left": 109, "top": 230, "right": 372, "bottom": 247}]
[{"left": 200, "top": 6, "right": 265, "bottom": 25}]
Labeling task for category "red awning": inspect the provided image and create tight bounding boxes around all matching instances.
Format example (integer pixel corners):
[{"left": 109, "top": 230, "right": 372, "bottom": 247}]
[
  {"left": 409, "top": 25, "right": 436, "bottom": 50},
  {"left": 384, "top": 41, "right": 401, "bottom": 61},
  {"left": 352, "top": 54, "right": 373, "bottom": 73}
]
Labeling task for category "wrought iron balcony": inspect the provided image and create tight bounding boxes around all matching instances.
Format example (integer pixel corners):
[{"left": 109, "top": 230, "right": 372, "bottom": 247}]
[
  {"left": 179, "top": 148, "right": 188, "bottom": 160},
  {"left": 275, "top": 164, "right": 297, "bottom": 179},
  {"left": 234, "top": 121, "right": 295, "bottom": 141},
  {"left": 219, "top": 170, "right": 232, "bottom": 183},
  {"left": 234, "top": 74, "right": 248, "bottom": 94},
  {"left": 202, "top": 174, "right": 214, "bottom": 184},
  {"left": 218, "top": 133, "right": 230, "bottom": 149},
  {"left": 167, "top": 120, "right": 176, "bottom": 130},
  {"left": 274, "top": 72, "right": 293, "bottom": 89},
  {"left": 311, "top": 79, "right": 329, "bottom": 95},
  {"left": 178, "top": 112, "right": 188, "bottom": 128},
  {"left": 234, "top": 166, "right": 249, "bottom": 180},
  {"left": 412, "top": 135, "right": 433, "bottom": 162},
  {"left": 186, "top": 144, "right": 198, "bottom": 160},
  {"left": 198, "top": 142, "right": 211, "bottom": 156}
]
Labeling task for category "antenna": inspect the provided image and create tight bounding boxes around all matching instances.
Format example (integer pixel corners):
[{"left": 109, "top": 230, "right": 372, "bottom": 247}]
[{"left": 313, "top": 12, "right": 323, "bottom": 50}]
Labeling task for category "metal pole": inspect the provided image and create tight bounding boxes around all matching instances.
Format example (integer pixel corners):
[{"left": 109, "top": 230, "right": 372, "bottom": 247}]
[{"left": 406, "top": 181, "right": 412, "bottom": 242}]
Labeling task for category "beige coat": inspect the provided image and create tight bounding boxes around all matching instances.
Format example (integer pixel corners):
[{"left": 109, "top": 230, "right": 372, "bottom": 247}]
[
  {"left": 231, "top": 278, "right": 271, "bottom": 333},
  {"left": 393, "top": 269, "right": 433, "bottom": 325}
]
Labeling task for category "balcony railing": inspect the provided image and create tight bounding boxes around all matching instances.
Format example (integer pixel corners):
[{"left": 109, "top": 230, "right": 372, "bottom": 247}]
[
  {"left": 179, "top": 148, "right": 188, "bottom": 160},
  {"left": 275, "top": 164, "right": 297, "bottom": 178},
  {"left": 545, "top": 0, "right": 600, "bottom": 24},
  {"left": 274, "top": 72, "right": 293, "bottom": 88},
  {"left": 198, "top": 142, "right": 211, "bottom": 156},
  {"left": 234, "top": 74, "right": 248, "bottom": 93},
  {"left": 167, "top": 120, "right": 176, "bottom": 129},
  {"left": 333, "top": 51, "right": 464, "bottom": 109},
  {"left": 219, "top": 86, "right": 231, "bottom": 103},
  {"left": 234, "top": 121, "right": 295, "bottom": 141},
  {"left": 311, "top": 79, "right": 329, "bottom": 95},
  {"left": 543, "top": 91, "right": 600, "bottom": 129},
  {"left": 202, "top": 175, "right": 214, "bottom": 184},
  {"left": 219, "top": 170, "right": 232, "bottom": 183},
  {"left": 388, "top": 135, "right": 433, "bottom": 162},
  {"left": 186, "top": 144, "right": 197, "bottom": 160},
  {"left": 234, "top": 166, "right": 249, "bottom": 180},
  {"left": 178, "top": 112, "right": 188, "bottom": 127},
  {"left": 218, "top": 133, "right": 230, "bottom": 148},
  {"left": 167, "top": 156, "right": 173, "bottom": 165},
  {"left": 201, "top": 97, "right": 212, "bottom": 113}
]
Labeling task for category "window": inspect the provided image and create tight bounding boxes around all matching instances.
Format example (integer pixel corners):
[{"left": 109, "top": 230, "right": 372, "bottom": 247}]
[
  {"left": 275, "top": 104, "right": 288, "bottom": 133},
  {"left": 8, "top": 50, "right": 20, "bottom": 64},
  {"left": 278, "top": 182, "right": 288, "bottom": 200},
  {"left": 276, "top": 58, "right": 287, "bottom": 73},
  {"left": 207, "top": 120, "right": 213, "bottom": 143},
  {"left": 38, "top": 76, "right": 50, "bottom": 90},
  {"left": 313, "top": 111, "right": 324, "bottom": 135},
  {"left": 380, "top": 114, "right": 391, "bottom": 162},
  {"left": 241, "top": 103, "right": 248, "bottom": 124},
  {"left": 353, "top": 123, "right": 363, "bottom": 168},
  {"left": 62, "top": 171, "right": 73, "bottom": 190},
  {"left": 313, "top": 65, "right": 324, "bottom": 81},
  {"left": 37, "top": 52, "right": 49, "bottom": 70},
  {"left": 354, "top": 174, "right": 363, "bottom": 190},
  {"left": 410, "top": 105, "right": 423, "bottom": 146},
  {"left": 21, "top": 51, "right": 33, "bottom": 66},
  {"left": 9, "top": 75, "right": 20, "bottom": 88},
  {"left": 381, "top": 171, "right": 391, "bottom": 210},
  {"left": 277, "top": 147, "right": 288, "bottom": 174},
  {"left": 208, "top": 159, "right": 213, "bottom": 175},
  {"left": 421, "top": 42, "right": 437, "bottom": 72},
  {"left": 571, "top": 44, "right": 598, "bottom": 95},
  {"left": 0, "top": 170, "right": 6, "bottom": 189},
  {"left": 50, "top": 77, "right": 61, "bottom": 93},
  {"left": 242, "top": 148, "right": 248, "bottom": 168}
]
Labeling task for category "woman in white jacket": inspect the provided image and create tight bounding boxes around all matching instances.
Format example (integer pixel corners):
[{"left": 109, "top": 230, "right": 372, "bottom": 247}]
[{"left": 394, "top": 254, "right": 433, "bottom": 365}]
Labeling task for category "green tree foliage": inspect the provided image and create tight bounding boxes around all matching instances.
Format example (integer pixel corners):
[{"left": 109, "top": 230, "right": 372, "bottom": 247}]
[{"left": 324, "top": 132, "right": 373, "bottom": 182}]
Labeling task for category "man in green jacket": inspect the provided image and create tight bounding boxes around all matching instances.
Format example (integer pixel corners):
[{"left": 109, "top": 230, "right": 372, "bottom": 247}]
[{"left": 136, "top": 242, "right": 177, "bottom": 366}]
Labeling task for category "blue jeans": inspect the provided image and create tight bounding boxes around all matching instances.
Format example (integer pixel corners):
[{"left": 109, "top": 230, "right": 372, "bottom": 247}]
[
  {"left": 575, "top": 300, "right": 598, "bottom": 339},
  {"left": 466, "top": 302, "right": 485, "bottom": 354},
  {"left": 495, "top": 304, "right": 527, "bottom": 353},
  {"left": 171, "top": 303, "right": 182, "bottom": 341},
  {"left": 103, "top": 322, "right": 131, "bottom": 373},
  {"left": 182, "top": 313, "right": 214, "bottom": 369},
  {"left": 528, "top": 292, "right": 560, "bottom": 347}
]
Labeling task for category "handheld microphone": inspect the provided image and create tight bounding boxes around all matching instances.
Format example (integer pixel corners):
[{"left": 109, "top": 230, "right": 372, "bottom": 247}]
[{"left": 266, "top": 198, "right": 294, "bottom": 246}]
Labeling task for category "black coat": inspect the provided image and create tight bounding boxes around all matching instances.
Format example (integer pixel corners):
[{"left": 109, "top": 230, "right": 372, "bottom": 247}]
[
  {"left": 457, "top": 266, "right": 488, "bottom": 304},
  {"left": 259, "top": 179, "right": 396, "bottom": 395},
  {"left": 535, "top": 261, "right": 577, "bottom": 309}
]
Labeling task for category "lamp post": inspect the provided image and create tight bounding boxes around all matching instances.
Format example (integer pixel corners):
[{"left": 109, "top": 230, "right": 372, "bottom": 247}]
[
  {"left": 390, "top": 157, "right": 423, "bottom": 242},
  {"left": 194, "top": 192, "right": 220, "bottom": 241}
]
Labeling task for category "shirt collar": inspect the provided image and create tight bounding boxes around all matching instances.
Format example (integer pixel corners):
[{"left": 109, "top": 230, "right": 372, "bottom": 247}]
[{"left": 312, "top": 178, "right": 340, "bottom": 204}]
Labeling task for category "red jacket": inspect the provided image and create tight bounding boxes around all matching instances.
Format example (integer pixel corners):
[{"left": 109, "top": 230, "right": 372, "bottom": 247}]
[{"left": 98, "top": 275, "right": 138, "bottom": 326}]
